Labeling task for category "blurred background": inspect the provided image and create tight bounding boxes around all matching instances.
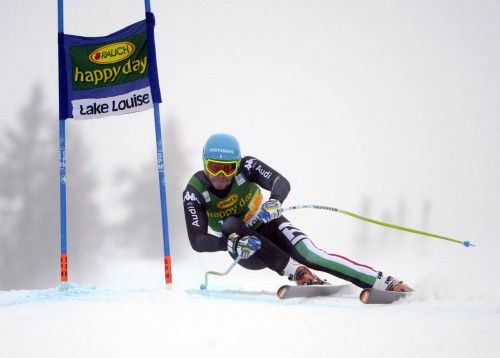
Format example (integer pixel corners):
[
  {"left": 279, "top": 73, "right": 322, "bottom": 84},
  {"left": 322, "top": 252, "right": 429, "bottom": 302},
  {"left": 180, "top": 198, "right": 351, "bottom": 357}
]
[{"left": 0, "top": 0, "right": 498, "bottom": 291}]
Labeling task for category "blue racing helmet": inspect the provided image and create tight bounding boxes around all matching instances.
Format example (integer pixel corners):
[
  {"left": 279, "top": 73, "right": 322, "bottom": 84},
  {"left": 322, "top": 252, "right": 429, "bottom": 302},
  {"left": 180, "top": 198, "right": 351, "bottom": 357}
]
[
  {"left": 202, "top": 133, "right": 241, "bottom": 176},
  {"left": 202, "top": 133, "right": 241, "bottom": 162}
]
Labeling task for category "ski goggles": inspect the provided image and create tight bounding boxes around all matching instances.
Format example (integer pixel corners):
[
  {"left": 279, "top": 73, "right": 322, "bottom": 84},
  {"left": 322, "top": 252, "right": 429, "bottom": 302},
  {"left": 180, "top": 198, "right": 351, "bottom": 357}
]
[{"left": 204, "top": 159, "right": 239, "bottom": 177}]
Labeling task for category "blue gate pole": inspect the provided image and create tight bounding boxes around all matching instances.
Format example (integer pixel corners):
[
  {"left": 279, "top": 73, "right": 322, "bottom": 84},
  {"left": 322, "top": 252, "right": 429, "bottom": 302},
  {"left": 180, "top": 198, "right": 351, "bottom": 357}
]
[
  {"left": 153, "top": 103, "right": 172, "bottom": 285},
  {"left": 145, "top": 0, "right": 172, "bottom": 285},
  {"left": 58, "top": 0, "right": 68, "bottom": 283}
]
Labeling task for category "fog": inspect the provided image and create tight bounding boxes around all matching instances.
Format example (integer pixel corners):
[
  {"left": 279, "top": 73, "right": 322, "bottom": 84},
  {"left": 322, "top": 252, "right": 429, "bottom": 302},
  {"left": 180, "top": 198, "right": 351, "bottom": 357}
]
[{"left": 0, "top": 1, "right": 499, "bottom": 291}]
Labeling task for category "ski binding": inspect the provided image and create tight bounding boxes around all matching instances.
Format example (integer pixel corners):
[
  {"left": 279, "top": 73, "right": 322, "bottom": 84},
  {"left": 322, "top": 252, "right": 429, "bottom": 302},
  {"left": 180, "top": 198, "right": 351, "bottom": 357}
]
[
  {"left": 359, "top": 288, "right": 412, "bottom": 304},
  {"left": 277, "top": 284, "right": 351, "bottom": 299}
]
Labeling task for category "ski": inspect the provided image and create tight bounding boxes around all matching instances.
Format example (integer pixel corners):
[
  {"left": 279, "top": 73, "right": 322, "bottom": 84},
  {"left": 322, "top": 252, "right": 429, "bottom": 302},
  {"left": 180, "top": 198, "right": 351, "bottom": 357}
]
[
  {"left": 277, "top": 284, "right": 351, "bottom": 299},
  {"left": 359, "top": 288, "right": 412, "bottom": 304}
]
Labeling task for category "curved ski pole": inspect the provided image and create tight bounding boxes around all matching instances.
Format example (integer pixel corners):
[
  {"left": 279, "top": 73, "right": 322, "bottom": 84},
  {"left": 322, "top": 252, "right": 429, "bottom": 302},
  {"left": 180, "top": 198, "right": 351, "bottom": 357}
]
[
  {"left": 282, "top": 204, "right": 474, "bottom": 248},
  {"left": 200, "top": 256, "right": 242, "bottom": 290}
]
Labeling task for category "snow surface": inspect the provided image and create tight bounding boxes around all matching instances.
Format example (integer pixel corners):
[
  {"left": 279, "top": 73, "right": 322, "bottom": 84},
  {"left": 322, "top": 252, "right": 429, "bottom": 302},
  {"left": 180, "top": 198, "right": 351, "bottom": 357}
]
[
  {"left": 1, "top": 1, "right": 499, "bottom": 357},
  {"left": 1, "top": 259, "right": 499, "bottom": 358}
]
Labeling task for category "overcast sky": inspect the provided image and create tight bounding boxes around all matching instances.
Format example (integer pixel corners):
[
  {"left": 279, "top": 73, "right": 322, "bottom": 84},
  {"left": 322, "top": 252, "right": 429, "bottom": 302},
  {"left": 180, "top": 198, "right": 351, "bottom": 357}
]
[{"left": 1, "top": 1, "right": 499, "bottom": 287}]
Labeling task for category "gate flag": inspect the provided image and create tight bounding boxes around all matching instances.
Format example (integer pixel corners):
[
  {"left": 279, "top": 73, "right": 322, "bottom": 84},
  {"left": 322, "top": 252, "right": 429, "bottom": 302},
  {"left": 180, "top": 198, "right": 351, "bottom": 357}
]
[
  {"left": 57, "top": 1, "right": 172, "bottom": 286},
  {"left": 58, "top": 13, "right": 161, "bottom": 120}
]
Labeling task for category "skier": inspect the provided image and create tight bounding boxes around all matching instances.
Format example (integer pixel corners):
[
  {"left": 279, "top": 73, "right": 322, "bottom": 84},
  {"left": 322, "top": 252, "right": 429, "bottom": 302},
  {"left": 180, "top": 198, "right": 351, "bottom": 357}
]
[{"left": 183, "top": 133, "right": 412, "bottom": 292}]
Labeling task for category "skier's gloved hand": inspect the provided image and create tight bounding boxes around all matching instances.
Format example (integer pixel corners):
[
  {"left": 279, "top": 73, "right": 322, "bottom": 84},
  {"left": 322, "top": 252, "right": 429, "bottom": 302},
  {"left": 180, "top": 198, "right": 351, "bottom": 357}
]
[
  {"left": 227, "top": 233, "right": 262, "bottom": 259},
  {"left": 258, "top": 199, "right": 283, "bottom": 223}
]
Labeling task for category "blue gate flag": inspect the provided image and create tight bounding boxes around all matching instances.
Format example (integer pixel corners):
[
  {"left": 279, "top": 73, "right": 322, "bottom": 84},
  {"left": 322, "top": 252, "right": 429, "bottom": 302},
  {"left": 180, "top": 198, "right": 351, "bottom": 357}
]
[{"left": 58, "top": 13, "right": 161, "bottom": 120}]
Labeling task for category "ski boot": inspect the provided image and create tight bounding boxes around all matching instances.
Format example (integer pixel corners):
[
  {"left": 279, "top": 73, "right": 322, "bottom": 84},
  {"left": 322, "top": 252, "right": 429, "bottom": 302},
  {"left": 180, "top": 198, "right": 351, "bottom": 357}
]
[
  {"left": 373, "top": 273, "right": 413, "bottom": 292},
  {"left": 293, "top": 266, "right": 326, "bottom": 286},
  {"left": 386, "top": 278, "right": 413, "bottom": 292}
]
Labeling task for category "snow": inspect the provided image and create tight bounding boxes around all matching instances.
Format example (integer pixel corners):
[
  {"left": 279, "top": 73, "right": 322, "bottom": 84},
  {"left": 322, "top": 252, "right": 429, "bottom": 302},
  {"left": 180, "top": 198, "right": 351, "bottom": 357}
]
[
  {"left": 1, "top": 1, "right": 500, "bottom": 357},
  {"left": 1, "top": 260, "right": 499, "bottom": 358}
]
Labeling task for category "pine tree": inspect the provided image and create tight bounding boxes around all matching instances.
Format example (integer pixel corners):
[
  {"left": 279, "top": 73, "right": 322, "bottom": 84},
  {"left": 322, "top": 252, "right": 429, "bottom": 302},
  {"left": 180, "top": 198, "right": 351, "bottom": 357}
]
[
  {"left": 115, "top": 116, "right": 190, "bottom": 260},
  {"left": 0, "top": 84, "right": 104, "bottom": 290}
]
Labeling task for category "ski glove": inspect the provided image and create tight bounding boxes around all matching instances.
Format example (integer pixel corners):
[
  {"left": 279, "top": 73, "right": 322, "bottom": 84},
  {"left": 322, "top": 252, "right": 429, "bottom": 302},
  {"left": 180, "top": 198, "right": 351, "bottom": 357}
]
[
  {"left": 258, "top": 199, "right": 283, "bottom": 223},
  {"left": 227, "top": 233, "right": 262, "bottom": 259}
]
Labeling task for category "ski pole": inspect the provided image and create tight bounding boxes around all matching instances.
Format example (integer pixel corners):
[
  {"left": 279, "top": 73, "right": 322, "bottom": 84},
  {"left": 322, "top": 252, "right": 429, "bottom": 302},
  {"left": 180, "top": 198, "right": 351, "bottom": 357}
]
[
  {"left": 200, "top": 256, "right": 242, "bottom": 290},
  {"left": 282, "top": 204, "right": 474, "bottom": 248}
]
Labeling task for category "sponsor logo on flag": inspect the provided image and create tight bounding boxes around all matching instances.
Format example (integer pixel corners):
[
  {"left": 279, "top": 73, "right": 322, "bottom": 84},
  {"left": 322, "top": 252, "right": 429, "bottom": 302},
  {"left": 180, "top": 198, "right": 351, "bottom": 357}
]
[{"left": 59, "top": 17, "right": 161, "bottom": 120}]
